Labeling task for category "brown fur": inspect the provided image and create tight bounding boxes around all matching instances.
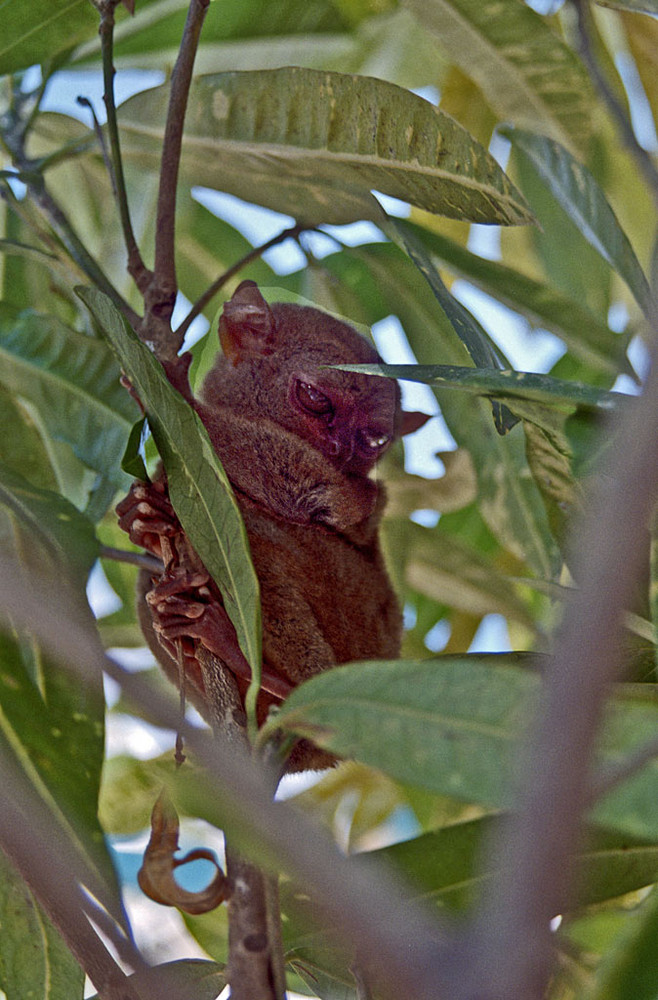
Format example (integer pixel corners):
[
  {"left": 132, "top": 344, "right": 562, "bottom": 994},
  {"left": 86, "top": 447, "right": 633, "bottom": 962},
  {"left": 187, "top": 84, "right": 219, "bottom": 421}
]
[{"left": 119, "top": 282, "right": 404, "bottom": 771}]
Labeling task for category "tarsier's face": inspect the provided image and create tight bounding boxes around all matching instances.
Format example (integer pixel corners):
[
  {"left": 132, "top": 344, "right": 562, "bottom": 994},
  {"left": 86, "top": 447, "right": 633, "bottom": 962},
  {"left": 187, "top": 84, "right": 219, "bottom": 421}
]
[
  {"left": 209, "top": 283, "right": 402, "bottom": 477},
  {"left": 287, "top": 365, "right": 399, "bottom": 476}
]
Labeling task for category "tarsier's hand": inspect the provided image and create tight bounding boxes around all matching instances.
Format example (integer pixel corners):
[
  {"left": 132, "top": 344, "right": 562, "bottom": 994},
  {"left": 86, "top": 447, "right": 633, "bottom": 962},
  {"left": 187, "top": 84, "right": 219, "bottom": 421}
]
[{"left": 116, "top": 479, "right": 180, "bottom": 561}]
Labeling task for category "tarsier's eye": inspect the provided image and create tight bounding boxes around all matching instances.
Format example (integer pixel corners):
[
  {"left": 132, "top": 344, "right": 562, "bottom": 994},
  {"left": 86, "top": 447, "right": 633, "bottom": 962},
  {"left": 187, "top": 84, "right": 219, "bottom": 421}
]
[
  {"left": 360, "top": 430, "right": 391, "bottom": 452},
  {"left": 295, "top": 380, "right": 333, "bottom": 417}
]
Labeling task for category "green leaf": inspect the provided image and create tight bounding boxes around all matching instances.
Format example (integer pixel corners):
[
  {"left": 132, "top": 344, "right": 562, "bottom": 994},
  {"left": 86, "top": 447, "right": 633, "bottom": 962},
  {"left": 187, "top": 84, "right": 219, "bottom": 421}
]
[
  {"left": 278, "top": 818, "right": 658, "bottom": 996},
  {"left": 374, "top": 817, "right": 658, "bottom": 913},
  {"left": 287, "top": 945, "right": 356, "bottom": 1000},
  {"left": 99, "top": 753, "right": 179, "bottom": 836},
  {"left": 588, "top": 887, "right": 658, "bottom": 1000},
  {"left": 401, "top": 522, "right": 537, "bottom": 629},
  {"left": 95, "top": 512, "right": 142, "bottom": 634},
  {"left": 279, "top": 882, "right": 357, "bottom": 998},
  {"left": 0, "top": 461, "right": 100, "bottom": 583},
  {"left": 182, "top": 909, "right": 230, "bottom": 970},
  {"left": 289, "top": 760, "right": 413, "bottom": 853},
  {"left": 504, "top": 145, "right": 613, "bottom": 318},
  {"left": 502, "top": 127, "right": 654, "bottom": 316},
  {"left": 385, "top": 218, "right": 518, "bottom": 433},
  {"left": 592, "top": 697, "right": 658, "bottom": 840},
  {"left": 385, "top": 449, "right": 477, "bottom": 519},
  {"left": 522, "top": 415, "right": 582, "bottom": 543},
  {"left": 266, "top": 658, "right": 658, "bottom": 834},
  {"left": 0, "top": 238, "right": 68, "bottom": 280},
  {"left": 397, "top": 221, "right": 630, "bottom": 377},
  {"left": 596, "top": 0, "right": 658, "bottom": 12},
  {"left": 121, "top": 417, "right": 149, "bottom": 481},
  {"left": 265, "top": 656, "right": 536, "bottom": 806},
  {"left": 76, "top": 287, "right": 262, "bottom": 693},
  {"left": 0, "top": 0, "right": 99, "bottom": 74},
  {"left": 402, "top": 0, "right": 596, "bottom": 151},
  {"left": 0, "top": 628, "right": 119, "bottom": 914},
  {"left": 86, "top": 959, "right": 227, "bottom": 1000},
  {"left": 0, "top": 853, "right": 84, "bottom": 1000},
  {"left": 277, "top": 817, "right": 658, "bottom": 995},
  {"left": 119, "top": 67, "right": 534, "bottom": 226},
  {"left": 0, "top": 305, "right": 139, "bottom": 487},
  {"left": 338, "top": 363, "right": 622, "bottom": 413},
  {"left": 80, "top": 0, "right": 348, "bottom": 64},
  {"left": 0, "top": 385, "right": 59, "bottom": 492}
]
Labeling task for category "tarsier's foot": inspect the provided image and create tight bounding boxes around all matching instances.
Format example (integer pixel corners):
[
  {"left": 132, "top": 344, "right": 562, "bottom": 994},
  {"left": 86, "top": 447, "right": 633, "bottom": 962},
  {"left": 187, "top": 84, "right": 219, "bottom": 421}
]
[
  {"left": 147, "top": 573, "right": 293, "bottom": 702},
  {"left": 116, "top": 479, "right": 179, "bottom": 559},
  {"left": 148, "top": 576, "right": 235, "bottom": 652}
]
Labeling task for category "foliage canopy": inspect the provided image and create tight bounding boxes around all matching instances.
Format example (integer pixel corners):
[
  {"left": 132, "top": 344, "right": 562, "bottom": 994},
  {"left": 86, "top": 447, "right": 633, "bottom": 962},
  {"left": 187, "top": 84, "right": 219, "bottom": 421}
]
[{"left": 0, "top": 1, "right": 657, "bottom": 998}]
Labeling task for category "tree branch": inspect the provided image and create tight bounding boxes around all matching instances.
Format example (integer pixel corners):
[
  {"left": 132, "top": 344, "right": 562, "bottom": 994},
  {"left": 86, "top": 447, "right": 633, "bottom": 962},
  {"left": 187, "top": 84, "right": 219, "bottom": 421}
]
[
  {"left": 100, "top": 544, "right": 163, "bottom": 573},
  {"left": 196, "top": 636, "right": 284, "bottom": 999},
  {"left": 225, "top": 846, "right": 283, "bottom": 1000},
  {"left": 0, "top": 757, "right": 150, "bottom": 1000},
  {"left": 467, "top": 324, "right": 658, "bottom": 998},
  {"left": 175, "top": 224, "right": 306, "bottom": 340}
]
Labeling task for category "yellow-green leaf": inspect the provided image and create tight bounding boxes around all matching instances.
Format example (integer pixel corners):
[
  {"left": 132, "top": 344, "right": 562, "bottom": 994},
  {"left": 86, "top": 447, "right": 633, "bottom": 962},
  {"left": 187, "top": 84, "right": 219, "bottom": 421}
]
[
  {"left": 403, "top": 0, "right": 596, "bottom": 151},
  {"left": 119, "top": 67, "right": 533, "bottom": 226}
]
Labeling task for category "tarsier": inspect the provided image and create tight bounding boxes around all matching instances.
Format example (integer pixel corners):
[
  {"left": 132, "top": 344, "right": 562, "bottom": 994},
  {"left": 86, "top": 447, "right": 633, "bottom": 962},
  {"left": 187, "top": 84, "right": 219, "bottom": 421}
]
[{"left": 117, "top": 281, "right": 425, "bottom": 771}]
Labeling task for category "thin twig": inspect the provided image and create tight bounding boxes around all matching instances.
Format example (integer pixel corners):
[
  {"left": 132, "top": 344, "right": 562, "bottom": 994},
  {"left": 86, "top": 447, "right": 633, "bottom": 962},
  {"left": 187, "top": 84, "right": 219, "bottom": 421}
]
[
  {"left": 33, "top": 183, "right": 141, "bottom": 328},
  {"left": 571, "top": 0, "right": 658, "bottom": 210},
  {"left": 0, "top": 90, "right": 140, "bottom": 328},
  {"left": 142, "top": 0, "right": 210, "bottom": 359},
  {"left": 76, "top": 96, "right": 113, "bottom": 181},
  {"left": 98, "top": 0, "right": 150, "bottom": 290},
  {"left": 264, "top": 873, "right": 288, "bottom": 999},
  {"left": 175, "top": 223, "right": 307, "bottom": 339},
  {"left": 99, "top": 545, "right": 163, "bottom": 573}
]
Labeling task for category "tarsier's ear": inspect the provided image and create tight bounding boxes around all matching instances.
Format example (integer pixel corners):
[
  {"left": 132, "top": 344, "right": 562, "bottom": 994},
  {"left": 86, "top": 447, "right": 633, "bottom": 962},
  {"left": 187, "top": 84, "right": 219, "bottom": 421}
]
[
  {"left": 400, "top": 410, "right": 432, "bottom": 436},
  {"left": 219, "top": 280, "right": 276, "bottom": 363}
]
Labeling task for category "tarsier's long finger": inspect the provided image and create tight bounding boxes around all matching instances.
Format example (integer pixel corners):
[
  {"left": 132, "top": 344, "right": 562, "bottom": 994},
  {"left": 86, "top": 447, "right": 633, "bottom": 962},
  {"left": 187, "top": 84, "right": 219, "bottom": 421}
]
[
  {"left": 150, "top": 595, "right": 207, "bottom": 620},
  {"left": 118, "top": 514, "right": 178, "bottom": 548},
  {"left": 154, "top": 615, "right": 205, "bottom": 639},
  {"left": 116, "top": 479, "right": 171, "bottom": 515},
  {"left": 150, "top": 571, "right": 210, "bottom": 599}
]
